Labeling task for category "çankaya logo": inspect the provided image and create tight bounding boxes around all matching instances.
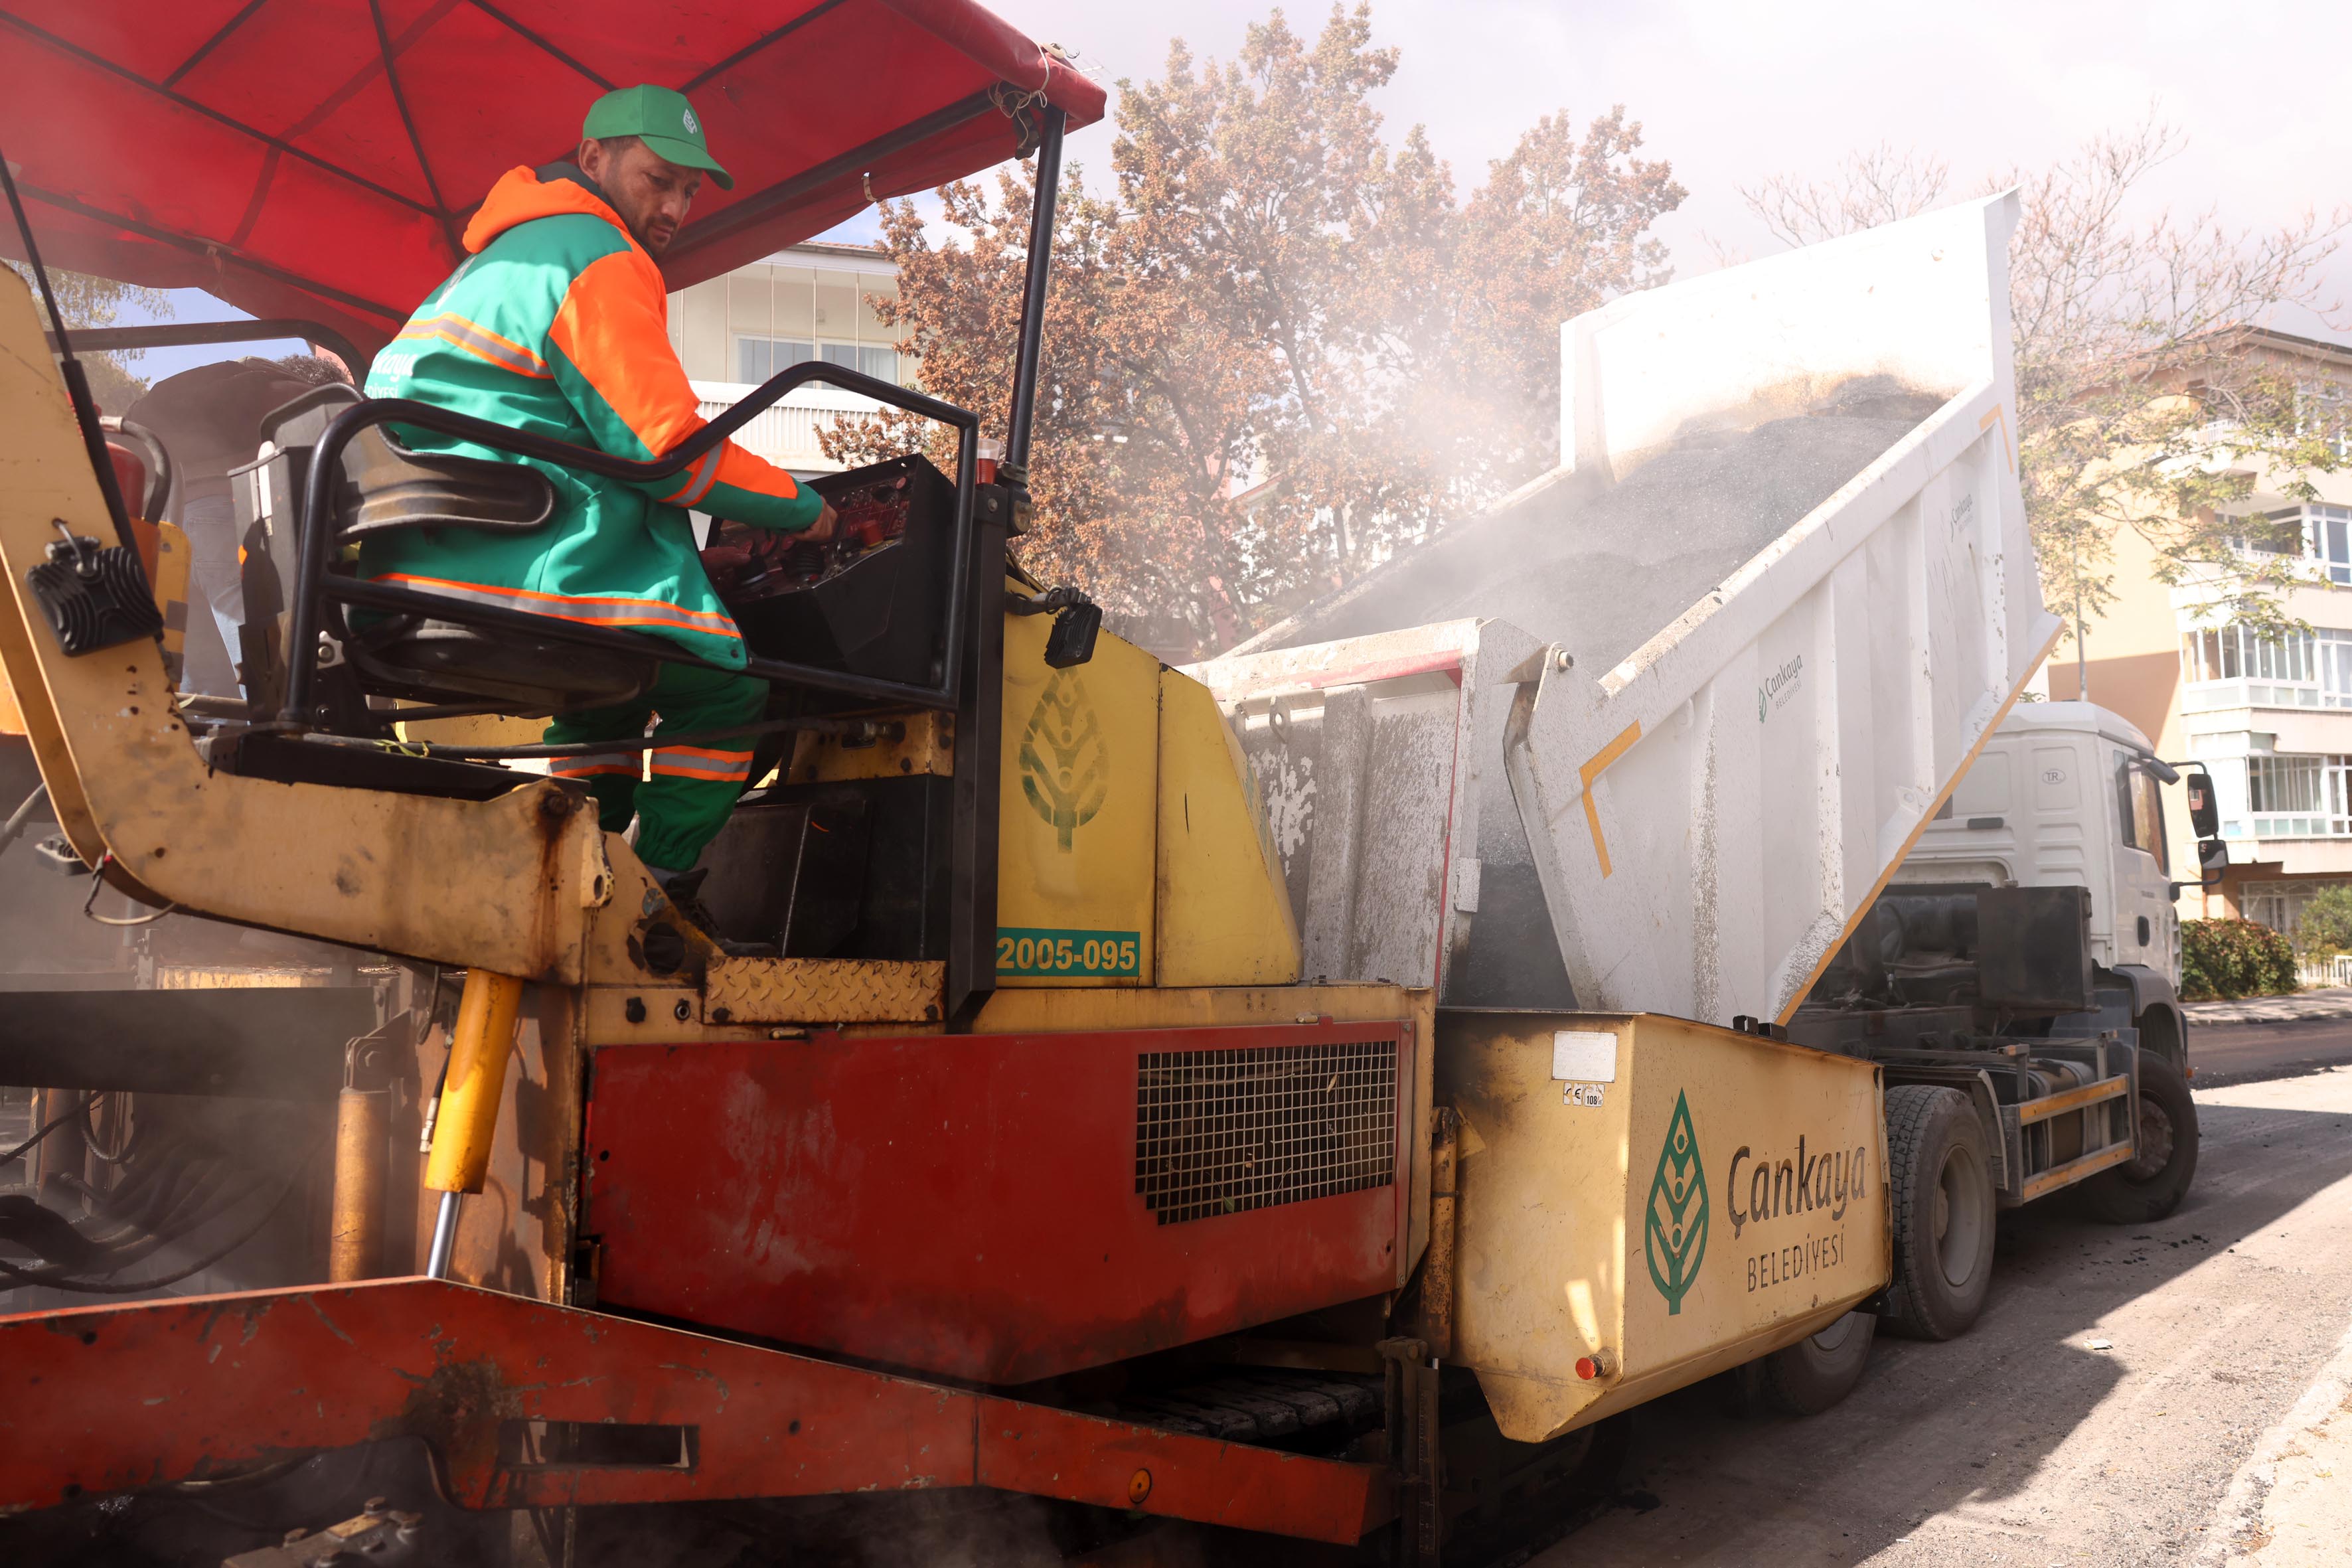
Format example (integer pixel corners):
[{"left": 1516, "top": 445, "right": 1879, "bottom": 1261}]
[
  {"left": 1726, "top": 1137, "right": 1867, "bottom": 1237},
  {"left": 1020, "top": 670, "right": 1109, "bottom": 851},
  {"left": 1644, "top": 1091, "right": 1709, "bottom": 1316},
  {"left": 1757, "top": 653, "right": 1804, "bottom": 721}
]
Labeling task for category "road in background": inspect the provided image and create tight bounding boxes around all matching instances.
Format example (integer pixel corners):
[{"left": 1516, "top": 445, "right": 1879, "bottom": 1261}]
[
  {"left": 2192, "top": 1017, "right": 2352, "bottom": 1087},
  {"left": 1531, "top": 1069, "right": 2352, "bottom": 1568},
  {"left": 2185, "top": 988, "right": 2352, "bottom": 1087}
]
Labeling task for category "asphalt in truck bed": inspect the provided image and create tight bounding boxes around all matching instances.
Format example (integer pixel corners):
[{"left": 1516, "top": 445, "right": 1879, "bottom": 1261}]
[{"left": 1529, "top": 1069, "right": 2352, "bottom": 1568}]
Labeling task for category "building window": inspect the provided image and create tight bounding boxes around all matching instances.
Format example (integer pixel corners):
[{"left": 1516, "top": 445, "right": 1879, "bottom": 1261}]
[
  {"left": 2177, "top": 622, "right": 2352, "bottom": 710},
  {"left": 735, "top": 334, "right": 902, "bottom": 387},
  {"left": 2314, "top": 505, "right": 2352, "bottom": 586},
  {"left": 2242, "top": 879, "right": 2352, "bottom": 939},
  {"left": 2240, "top": 754, "right": 2352, "bottom": 839},
  {"left": 2231, "top": 504, "right": 2352, "bottom": 583},
  {"left": 738, "top": 335, "right": 813, "bottom": 383}
]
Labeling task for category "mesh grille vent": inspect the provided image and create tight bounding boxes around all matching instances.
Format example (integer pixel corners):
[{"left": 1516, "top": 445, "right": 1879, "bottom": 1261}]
[{"left": 1135, "top": 1040, "right": 1397, "bottom": 1225}]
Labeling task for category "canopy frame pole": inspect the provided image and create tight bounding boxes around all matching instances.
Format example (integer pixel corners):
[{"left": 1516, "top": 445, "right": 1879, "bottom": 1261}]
[
  {"left": 1002, "top": 106, "right": 1066, "bottom": 473},
  {"left": 945, "top": 102, "right": 1064, "bottom": 1033}
]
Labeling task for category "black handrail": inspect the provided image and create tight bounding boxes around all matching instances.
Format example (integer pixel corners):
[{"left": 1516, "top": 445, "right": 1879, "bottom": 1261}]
[
  {"left": 279, "top": 362, "right": 979, "bottom": 726},
  {"left": 53, "top": 319, "right": 368, "bottom": 376}
]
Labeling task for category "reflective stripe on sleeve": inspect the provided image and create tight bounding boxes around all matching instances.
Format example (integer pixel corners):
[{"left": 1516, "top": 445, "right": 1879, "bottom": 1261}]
[{"left": 392, "top": 313, "right": 552, "bottom": 379}]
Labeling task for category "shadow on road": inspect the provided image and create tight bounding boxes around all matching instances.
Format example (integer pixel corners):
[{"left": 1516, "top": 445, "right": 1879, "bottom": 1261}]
[{"left": 1543, "top": 1095, "right": 2352, "bottom": 1565}]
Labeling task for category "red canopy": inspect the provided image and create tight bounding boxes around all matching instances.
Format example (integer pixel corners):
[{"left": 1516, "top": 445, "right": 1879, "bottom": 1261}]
[{"left": 0, "top": 0, "right": 1103, "bottom": 356}]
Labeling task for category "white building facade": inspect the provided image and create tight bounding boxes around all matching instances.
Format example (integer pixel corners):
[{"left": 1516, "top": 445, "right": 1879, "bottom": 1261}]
[{"left": 664, "top": 240, "right": 908, "bottom": 479}]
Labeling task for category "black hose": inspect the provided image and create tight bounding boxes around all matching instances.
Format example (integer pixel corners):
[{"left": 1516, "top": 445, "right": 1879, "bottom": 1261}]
[
  {"left": 0, "top": 1144, "right": 317, "bottom": 1294},
  {"left": 0, "top": 783, "right": 48, "bottom": 862},
  {"left": 82, "top": 1093, "right": 135, "bottom": 1164},
  {"left": 0, "top": 1091, "right": 100, "bottom": 1168},
  {"left": 293, "top": 710, "right": 887, "bottom": 762}
]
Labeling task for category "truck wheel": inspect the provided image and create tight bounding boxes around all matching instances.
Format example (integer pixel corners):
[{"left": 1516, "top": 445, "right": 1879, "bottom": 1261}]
[
  {"left": 1762, "top": 1310, "right": 1877, "bottom": 1415},
  {"left": 1885, "top": 1085, "right": 1996, "bottom": 1340},
  {"left": 2080, "top": 1048, "right": 2199, "bottom": 1224}
]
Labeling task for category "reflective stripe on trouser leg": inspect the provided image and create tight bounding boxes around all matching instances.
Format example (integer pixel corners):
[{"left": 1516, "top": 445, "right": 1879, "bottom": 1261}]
[
  {"left": 633, "top": 668, "right": 767, "bottom": 871},
  {"left": 543, "top": 745, "right": 641, "bottom": 832}
]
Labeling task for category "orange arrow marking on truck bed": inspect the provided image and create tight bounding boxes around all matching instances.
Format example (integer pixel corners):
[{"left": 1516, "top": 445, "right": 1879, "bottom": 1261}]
[{"left": 1580, "top": 720, "right": 1643, "bottom": 879}]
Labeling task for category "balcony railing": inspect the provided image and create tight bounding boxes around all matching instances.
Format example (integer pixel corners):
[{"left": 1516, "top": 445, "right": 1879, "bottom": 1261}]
[
  {"left": 2225, "top": 815, "right": 2352, "bottom": 840},
  {"left": 690, "top": 379, "right": 890, "bottom": 475},
  {"left": 2181, "top": 678, "right": 2352, "bottom": 712}
]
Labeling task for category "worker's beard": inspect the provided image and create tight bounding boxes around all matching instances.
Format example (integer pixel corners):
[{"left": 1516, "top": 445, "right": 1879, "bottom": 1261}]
[{"left": 629, "top": 214, "right": 676, "bottom": 256}]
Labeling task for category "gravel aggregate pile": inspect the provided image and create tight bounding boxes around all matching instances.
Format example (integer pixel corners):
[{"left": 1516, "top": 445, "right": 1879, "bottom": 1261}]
[{"left": 1265, "top": 377, "right": 1946, "bottom": 669}]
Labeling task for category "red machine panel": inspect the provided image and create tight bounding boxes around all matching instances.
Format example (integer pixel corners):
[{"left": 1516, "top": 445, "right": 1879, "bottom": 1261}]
[
  {"left": 0, "top": 1278, "right": 1389, "bottom": 1543},
  {"left": 584, "top": 1022, "right": 1412, "bottom": 1385}
]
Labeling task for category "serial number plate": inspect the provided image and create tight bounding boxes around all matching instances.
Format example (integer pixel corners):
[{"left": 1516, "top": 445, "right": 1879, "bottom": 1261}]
[{"left": 996, "top": 927, "right": 1140, "bottom": 979}]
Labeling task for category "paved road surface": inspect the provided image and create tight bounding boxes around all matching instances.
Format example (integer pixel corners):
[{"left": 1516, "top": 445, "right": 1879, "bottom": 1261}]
[
  {"left": 1531, "top": 1067, "right": 2352, "bottom": 1568},
  {"left": 2192, "top": 1016, "right": 2352, "bottom": 1087}
]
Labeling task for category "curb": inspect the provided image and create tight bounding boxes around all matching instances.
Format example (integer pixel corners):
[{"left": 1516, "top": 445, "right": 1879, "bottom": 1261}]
[
  {"left": 2195, "top": 1310, "right": 2352, "bottom": 1565},
  {"left": 2186, "top": 988, "right": 2352, "bottom": 1026}
]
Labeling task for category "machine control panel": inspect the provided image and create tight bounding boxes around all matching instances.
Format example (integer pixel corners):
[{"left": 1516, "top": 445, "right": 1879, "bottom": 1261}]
[{"left": 703, "top": 452, "right": 955, "bottom": 687}]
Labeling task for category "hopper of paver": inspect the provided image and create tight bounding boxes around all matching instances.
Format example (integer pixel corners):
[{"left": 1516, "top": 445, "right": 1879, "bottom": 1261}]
[{"left": 1193, "top": 192, "right": 2060, "bottom": 1029}]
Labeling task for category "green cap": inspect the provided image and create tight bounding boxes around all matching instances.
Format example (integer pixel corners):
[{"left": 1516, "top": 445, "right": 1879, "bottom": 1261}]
[{"left": 582, "top": 84, "right": 733, "bottom": 191}]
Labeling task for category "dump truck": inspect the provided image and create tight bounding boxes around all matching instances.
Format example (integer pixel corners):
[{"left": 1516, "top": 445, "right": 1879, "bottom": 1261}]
[
  {"left": 0, "top": 9, "right": 2126, "bottom": 1565},
  {"left": 1196, "top": 193, "right": 2199, "bottom": 1400}
]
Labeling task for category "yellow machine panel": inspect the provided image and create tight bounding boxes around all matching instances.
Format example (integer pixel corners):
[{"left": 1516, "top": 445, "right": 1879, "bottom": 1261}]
[
  {"left": 1155, "top": 669, "right": 1302, "bottom": 987},
  {"left": 1440, "top": 1011, "right": 1889, "bottom": 1443},
  {"left": 994, "top": 613, "right": 1160, "bottom": 986}
]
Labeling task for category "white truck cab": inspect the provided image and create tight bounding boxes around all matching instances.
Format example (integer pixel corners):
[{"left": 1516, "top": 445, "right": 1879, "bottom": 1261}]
[{"left": 1892, "top": 699, "right": 2222, "bottom": 1065}]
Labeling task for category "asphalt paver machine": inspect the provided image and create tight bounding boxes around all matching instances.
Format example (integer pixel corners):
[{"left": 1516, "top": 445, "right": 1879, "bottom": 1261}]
[
  {"left": 0, "top": 6, "right": 2071, "bottom": 1565},
  {"left": 0, "top": 6, "right": 1467, "bottom": 1562}
]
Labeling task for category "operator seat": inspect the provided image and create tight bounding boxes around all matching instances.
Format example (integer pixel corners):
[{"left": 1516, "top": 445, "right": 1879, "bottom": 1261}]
[{"left": 241, "top": 385, "right": 661, "bottom": 715}]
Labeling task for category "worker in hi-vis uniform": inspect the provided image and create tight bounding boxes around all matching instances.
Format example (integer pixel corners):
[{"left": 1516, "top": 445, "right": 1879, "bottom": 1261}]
[{"left": 360, "top": 85, "right": 835, "bottom": 934}]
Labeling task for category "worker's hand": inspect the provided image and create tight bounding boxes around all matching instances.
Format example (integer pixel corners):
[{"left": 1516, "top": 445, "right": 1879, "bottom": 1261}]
[{"left": 803, "top": 501, "right": 838, "bottom": 544}]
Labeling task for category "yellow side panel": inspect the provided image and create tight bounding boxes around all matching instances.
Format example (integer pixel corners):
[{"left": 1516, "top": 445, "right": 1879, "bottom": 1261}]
[
  {"left": 1154, "top": 670, "right": 1302, "bottom": 986},
  {"left": 1441, "top": 1012, "right": 1889, "bottom": 1443},
  {"left": 995, "top": 613, "right": 1158, "bottom": 986},
  {"left": 396, "top": 709, "right": 545, "bottom": 747},
  {"left": 150, "top": 520, "right": 189, "bottom": 691}
]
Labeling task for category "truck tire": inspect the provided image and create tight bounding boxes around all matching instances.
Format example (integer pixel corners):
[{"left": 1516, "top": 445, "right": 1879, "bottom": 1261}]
[
  {"left": 2080, "top": 1048, "right": 2199, "bottom": 1224},
  {"left": 1885, "top": 1084, "right": 1996, "bottom": 1340},
  {"left": 1762, "top": 1310, "right": 1877, "bottom": 1415}
]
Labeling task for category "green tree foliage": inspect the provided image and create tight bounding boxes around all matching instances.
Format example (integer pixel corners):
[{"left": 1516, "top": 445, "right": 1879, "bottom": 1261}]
[
  {"left": 3, "top": 262, "right": 173, "bottom": 413},
  {"left": 824, "top": 3, "right": 1683, "bottom": 656},
  {"left": 2292, "top": 884, "right": 2352, "bottom": 960},
  {"left": 2180, "top": 917, "right": 2300, "bottom": 1000},
  {"left": 1741, "top": 119, "right": 2348, "bottom": 645}
]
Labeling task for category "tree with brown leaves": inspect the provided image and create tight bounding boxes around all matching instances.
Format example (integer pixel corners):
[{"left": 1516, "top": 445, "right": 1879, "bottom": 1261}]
[
  {"left": 826, "top": 4, "right": 1682, "bottom": 658},
  {"left": 1741, "top": 119, "right": 2348, "bottom": 653}
]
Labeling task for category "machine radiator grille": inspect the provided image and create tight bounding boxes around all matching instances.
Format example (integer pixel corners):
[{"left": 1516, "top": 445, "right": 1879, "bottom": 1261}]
[{"left": 1135, "top": 1040, "right": 1397, "bottom": 1225}]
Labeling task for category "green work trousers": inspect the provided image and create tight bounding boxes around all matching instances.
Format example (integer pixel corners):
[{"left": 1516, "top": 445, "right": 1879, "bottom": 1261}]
[{"left": 545, "top": 661, "right": 766, "bottom": 873}]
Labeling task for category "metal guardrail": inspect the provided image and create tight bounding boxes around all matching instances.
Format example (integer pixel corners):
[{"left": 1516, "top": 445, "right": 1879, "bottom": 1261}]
[{"left": 2298, "top": 953, "right": 2352, "bottom": 988}]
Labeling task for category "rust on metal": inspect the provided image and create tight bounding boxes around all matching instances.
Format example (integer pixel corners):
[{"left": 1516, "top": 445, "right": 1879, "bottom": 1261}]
[
  {"left": 1417, "top": 1106, "right": 1460, "bottom": 1359},
  {"left": 702, "top": 957, "right": 945, "bottom": 1026},
  {"left": 0, "top": 1278, "right": 1384, "bottom": 1543}
]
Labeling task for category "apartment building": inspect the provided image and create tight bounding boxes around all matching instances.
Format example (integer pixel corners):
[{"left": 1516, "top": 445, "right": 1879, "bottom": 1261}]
[
  {"left": 2066, "top": 327, "right": 2352, "bottom": 937},
  {"left": 663, "top": 240, "right": 907, "bottom": 478}
]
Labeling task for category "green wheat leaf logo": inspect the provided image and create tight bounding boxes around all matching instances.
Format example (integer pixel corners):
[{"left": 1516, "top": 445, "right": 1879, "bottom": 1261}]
[
  {"left": 1019, "top": 670, "right": 1109, "bottom": 852},
  {"left": 1644, "top": 1090, "right": 1709, "bottom": 1315}
]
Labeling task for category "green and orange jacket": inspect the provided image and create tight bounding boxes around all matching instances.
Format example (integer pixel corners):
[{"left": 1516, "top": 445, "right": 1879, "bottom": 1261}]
[{"left": 360, "top": 164, "right": 821, "bottom": 666}]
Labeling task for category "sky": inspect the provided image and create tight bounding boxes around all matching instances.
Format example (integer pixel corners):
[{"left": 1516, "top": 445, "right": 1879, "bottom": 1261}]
[
  {"left": 119, "top": 0, "right": 2352, "bottom": 373},
  {"left": 1004, "top": 0, "right": 2352, "bottom": 339}
]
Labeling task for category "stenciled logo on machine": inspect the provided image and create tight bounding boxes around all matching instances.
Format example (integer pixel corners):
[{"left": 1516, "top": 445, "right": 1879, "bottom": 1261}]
[
  {"left": 1020, "top": 670, "right": 1109, "bottom": 851},
  {"left": 1644, "top": 1090, "right": 1710, "bottom": 1316}
]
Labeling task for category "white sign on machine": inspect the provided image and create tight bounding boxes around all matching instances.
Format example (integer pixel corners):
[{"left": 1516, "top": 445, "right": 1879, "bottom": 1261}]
[{"left": 1552, "top": 1028, "right": 1617, "bottom": 1107}]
